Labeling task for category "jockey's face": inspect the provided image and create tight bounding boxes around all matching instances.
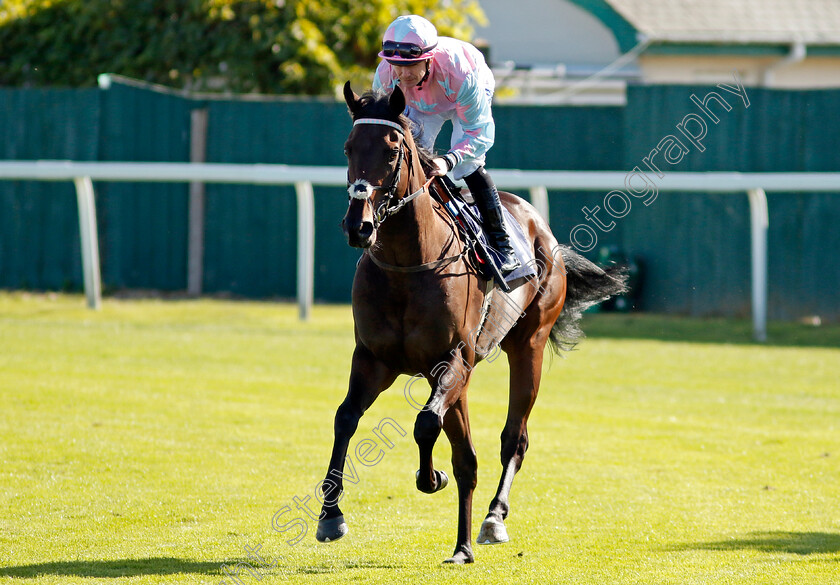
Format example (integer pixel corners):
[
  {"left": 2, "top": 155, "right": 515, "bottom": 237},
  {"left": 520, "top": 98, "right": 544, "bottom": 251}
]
[{"left": 391, "top": 59, "right": 429, "bottom": 87}]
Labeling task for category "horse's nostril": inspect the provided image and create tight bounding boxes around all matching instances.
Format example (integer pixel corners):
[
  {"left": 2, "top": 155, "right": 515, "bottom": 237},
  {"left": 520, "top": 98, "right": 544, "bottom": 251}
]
[
  {"left": 358, "top": 221, "right": 374, "bottom": 240},
  {"left": 343, "top": 218, "right": 376, "bottom": 248}
]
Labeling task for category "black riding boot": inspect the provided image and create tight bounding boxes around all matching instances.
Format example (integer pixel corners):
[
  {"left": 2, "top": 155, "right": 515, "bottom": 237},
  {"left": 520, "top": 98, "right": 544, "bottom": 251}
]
[{"left": 464, "top": 167, "right": 521, "bottom": 274}]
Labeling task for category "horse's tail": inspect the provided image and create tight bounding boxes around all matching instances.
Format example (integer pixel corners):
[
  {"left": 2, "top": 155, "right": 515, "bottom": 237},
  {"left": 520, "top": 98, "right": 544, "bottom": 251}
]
[{"left": 548, "top": 245, "right": 628, "bottom": 354}]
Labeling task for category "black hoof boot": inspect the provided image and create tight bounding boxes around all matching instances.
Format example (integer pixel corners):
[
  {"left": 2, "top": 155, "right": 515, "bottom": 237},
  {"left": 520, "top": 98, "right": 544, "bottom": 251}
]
[
  {"left": 315, "top": 515, "right": 348, "bottom": 542},
  {"left": 415, "top": 469, "right": 449, "bottom": 493}
]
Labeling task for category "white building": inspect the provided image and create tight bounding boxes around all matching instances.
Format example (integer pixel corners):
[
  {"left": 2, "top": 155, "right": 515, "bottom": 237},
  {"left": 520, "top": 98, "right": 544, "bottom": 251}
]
[{"left": 474, "top": 0, "right": 840, "bottom": 104}]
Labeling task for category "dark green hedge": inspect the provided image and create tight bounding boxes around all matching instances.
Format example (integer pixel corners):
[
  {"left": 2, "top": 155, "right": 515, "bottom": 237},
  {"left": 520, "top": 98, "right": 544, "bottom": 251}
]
[{"left": 0, "top": 0, "right": 485, "bottom": 95}]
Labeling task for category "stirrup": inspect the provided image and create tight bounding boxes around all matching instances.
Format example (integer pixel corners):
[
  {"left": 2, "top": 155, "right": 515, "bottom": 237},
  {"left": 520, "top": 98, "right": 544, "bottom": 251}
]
[{"left": 499, "top": 251, "right": 520, "bottom": 273}]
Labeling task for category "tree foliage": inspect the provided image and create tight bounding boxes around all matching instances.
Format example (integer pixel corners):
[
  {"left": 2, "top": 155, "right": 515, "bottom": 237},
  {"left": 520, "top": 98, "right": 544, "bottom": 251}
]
[{"left": 0, "top": 0, "right": 486, "bottom": 95}]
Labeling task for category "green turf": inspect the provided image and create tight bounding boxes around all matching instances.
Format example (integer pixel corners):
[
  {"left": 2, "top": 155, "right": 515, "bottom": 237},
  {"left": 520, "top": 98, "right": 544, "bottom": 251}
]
[{"left": 1, "top": 292, "right": 838, "bottom": 584}]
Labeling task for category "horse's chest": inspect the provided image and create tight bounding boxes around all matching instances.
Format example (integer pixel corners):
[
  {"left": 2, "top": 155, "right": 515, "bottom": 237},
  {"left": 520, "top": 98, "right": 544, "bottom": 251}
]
[
  {"left": 353, "top": 288, "right": 470, "bottom": 371},
  {"left": 357, "top": 304, "right": 454, "bottom": 355}
]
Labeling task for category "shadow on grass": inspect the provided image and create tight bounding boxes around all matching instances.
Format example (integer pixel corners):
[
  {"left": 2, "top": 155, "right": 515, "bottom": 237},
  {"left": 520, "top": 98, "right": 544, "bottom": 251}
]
[
  {"left": 0, "top": 557, "right": 407, "bottom": 579},
  {"left": 582, "top": 313, "right": 840, "bottom": 349},
  {"left": 0, "top": 558, "right": 222, "bottom": 578},
  {"left": 674, "top": 531, "right": 840, "bottom": 557}
]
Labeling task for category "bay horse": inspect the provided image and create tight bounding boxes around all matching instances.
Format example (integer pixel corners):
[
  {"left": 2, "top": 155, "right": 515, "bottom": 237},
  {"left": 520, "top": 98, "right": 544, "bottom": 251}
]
[{"left": 316, "top": 82, "right": 626, "bottom": 564}]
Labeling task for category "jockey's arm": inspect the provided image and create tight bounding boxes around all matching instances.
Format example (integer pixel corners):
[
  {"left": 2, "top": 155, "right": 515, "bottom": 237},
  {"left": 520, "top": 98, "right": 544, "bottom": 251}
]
[{"left": 448, "top": 72, "right": 495, "bottom": 167}]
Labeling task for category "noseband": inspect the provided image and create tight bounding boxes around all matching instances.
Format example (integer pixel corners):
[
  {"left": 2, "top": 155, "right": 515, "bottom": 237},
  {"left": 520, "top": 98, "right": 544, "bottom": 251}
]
[{"left": 347, "top": 118, "right": 431, "bottom": 228}]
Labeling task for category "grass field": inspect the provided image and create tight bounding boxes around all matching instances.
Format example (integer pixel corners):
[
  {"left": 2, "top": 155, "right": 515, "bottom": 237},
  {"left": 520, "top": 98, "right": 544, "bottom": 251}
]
[{"left": 1, "top": 292, "right": 838, "bottom": 584}]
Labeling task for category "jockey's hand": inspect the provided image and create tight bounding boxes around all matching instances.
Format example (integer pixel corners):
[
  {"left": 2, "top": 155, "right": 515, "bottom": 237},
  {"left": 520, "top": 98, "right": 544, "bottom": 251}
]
[
  {"left": 430, "top": 157, "right": 449, "bottom": 176},
  {"left": 430, "top": 154, "right": 457, "bottom": 177}
]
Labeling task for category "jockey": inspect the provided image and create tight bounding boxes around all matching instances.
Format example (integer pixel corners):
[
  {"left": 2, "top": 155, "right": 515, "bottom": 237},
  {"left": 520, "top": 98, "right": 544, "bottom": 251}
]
[{"left": 372, "top": 14, "right": 520, "bottom": 274}]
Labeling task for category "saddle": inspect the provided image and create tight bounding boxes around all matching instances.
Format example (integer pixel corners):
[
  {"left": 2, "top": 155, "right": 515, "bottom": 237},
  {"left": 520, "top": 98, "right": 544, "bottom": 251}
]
[
  {"left": 430, "top": 176, "right": 537, "bottom": 292},
  {"left": 430, "top": 176, "right": 538, "bottom": 357}
]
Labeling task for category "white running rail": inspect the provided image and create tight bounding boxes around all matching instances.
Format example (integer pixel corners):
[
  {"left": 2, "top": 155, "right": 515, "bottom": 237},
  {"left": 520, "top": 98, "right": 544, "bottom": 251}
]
[{"left": 2, "top": 161, "right": 839, "bottom": 340}]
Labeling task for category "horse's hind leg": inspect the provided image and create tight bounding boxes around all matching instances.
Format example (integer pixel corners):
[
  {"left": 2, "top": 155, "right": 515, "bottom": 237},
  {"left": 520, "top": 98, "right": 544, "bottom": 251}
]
[
  {"left": 441, "top": 396, "right": 478, "bottom": 564},
  {"left": 316, "top": 345, "right": 397, "bottom": 543},
  {"left": 478, "top": 344, "right": 544, "bottom": 544}
]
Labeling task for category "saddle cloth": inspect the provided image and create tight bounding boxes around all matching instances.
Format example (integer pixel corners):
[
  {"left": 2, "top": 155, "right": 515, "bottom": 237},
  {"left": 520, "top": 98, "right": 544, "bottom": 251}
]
[
  {"left": 434, "top": 181, "right": 539, "bottom": 358},
  {"left": 436, "top": 182, "right": 537, "bottom": 287}
]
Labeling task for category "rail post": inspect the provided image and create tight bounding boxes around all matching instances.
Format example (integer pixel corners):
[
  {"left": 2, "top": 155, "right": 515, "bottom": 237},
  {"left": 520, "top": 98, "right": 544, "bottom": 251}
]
[
  {"left": 73, "top": 176, "right": 102, "bottom": 310},
  {"left": 747, "top": 188, "right": 769, "bottom": 342},
  {"left": 295, "top": 181, "right": 315, "bottom": 321}
]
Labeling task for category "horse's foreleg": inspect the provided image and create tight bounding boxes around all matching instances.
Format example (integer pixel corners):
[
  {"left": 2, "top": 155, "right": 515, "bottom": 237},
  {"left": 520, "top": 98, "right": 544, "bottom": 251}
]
[
  {"left": 478, "top": 345, "right": 543, "bottom": 545},
  {"left": 316, "top": 346, "right": 397, "bottom": 543},
  {"left": 414, "top": 353, "right": 472, "bottom": 495},
  {"left": 441, "top": 396, "right": 477, "bottom": 564},
  {"left": 413, "top": 405, "right": 446, "bottom": 495}
]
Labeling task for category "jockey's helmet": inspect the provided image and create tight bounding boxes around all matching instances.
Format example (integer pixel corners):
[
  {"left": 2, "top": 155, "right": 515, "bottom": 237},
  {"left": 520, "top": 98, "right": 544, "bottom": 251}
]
[{"left": 379, "top": 15, "right": 439, "bottom": 64}]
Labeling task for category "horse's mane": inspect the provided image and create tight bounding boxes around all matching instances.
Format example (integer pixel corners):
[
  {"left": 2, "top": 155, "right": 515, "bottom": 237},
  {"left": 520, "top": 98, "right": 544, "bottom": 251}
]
[{"left": 354, "top": 90, "right": 436, "bottom": 176}]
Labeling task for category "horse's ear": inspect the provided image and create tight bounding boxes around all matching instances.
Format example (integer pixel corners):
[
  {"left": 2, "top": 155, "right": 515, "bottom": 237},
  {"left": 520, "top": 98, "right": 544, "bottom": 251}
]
[
  {"left": 344, "top": 81, "right": 360, "bottom": 115},
  {"left": 389, "top": 86, "right": 406, "bottom": 117}
]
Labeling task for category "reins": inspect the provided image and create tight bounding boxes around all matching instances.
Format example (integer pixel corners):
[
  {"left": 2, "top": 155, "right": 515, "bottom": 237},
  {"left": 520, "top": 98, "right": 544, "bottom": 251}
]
[{"left": 349, "top": 117, "right": 463, "bottom": 273}]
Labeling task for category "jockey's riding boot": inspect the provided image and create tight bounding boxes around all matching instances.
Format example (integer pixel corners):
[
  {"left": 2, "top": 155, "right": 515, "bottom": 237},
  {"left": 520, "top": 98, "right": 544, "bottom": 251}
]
[{"left": 464, "top": 167, "right": 521, "bottom": 274}]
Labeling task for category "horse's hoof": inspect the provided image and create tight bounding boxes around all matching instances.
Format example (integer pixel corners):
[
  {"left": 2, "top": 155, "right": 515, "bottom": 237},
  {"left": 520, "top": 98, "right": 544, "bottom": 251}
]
[
  {"left": 415, "top": 469, "right": 449, "bottom": 493},
  {"left": 477, "top": 516, "right": 509, "bottom": 544},
  {"left": 315, "top": 515, "right": 348, "bottom": 543},
  {"left": 443, "top": 549, "right": 474, "bottom": 564}
]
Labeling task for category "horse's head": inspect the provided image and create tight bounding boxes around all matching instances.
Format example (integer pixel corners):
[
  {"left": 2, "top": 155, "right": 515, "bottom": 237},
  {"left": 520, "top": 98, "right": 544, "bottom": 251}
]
[{"left": 341, "top": 82, "right": 419, "bottom": 249}]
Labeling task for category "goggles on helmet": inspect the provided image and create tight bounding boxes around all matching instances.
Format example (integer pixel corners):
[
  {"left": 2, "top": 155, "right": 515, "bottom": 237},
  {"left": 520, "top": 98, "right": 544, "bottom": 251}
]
[{"left": 381, "top": 40, "right": 437, "bottom": 60}]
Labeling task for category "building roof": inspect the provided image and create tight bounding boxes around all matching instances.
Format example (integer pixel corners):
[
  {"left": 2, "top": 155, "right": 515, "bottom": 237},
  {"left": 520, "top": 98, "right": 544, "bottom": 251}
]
[{"left": 603, "top": 0, "right": 840, "bottom": 45}]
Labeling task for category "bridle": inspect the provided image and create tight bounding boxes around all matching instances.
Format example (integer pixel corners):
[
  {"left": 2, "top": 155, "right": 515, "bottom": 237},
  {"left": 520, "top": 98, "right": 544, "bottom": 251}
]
[
  {"left": 345, "top": 116, "right": 465, "bottom": 273},
  {"left": 347, "top": 117, "right": 433, "bottom": 229}
]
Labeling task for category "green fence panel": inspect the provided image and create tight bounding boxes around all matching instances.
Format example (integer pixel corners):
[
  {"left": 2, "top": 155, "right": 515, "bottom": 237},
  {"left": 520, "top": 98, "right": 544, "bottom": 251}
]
[
  {"left": 490, "top": 105, "right": 628, "bottom": 258},
  {"left": 1, "top": 83, "right": 838, "bottom": 321},
  {"left": 96, "top": 84, "right": 191, "bottom": 291},
  {"left": 200, "top": 183, "right": 296, "bottom": 298},
  {"left": 786, "top": 91, "right": 840, "bottom": 321},
  {"left": 0, "top": 88, "right": 100, "bottom": 290},
  {"left": 616, "top": 85, "right": 756, "bottom": 316},
  {"left": 202, "top": 99, "right": 356, "bottom": 301},
  {"left": 618, "top": 85, "right": 840, "bottom": 320},
  {"left": 490, "top": 105, "right": 624, "bottom": 170}
]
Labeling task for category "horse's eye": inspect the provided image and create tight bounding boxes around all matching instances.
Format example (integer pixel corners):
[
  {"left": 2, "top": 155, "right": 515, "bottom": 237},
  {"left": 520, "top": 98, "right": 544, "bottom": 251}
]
[
  {"left": 388, "top": 149, "right": 399, "bottom": 162},
  {"left": 344, "top": 147, "right": 351, "bottom": 157}
]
